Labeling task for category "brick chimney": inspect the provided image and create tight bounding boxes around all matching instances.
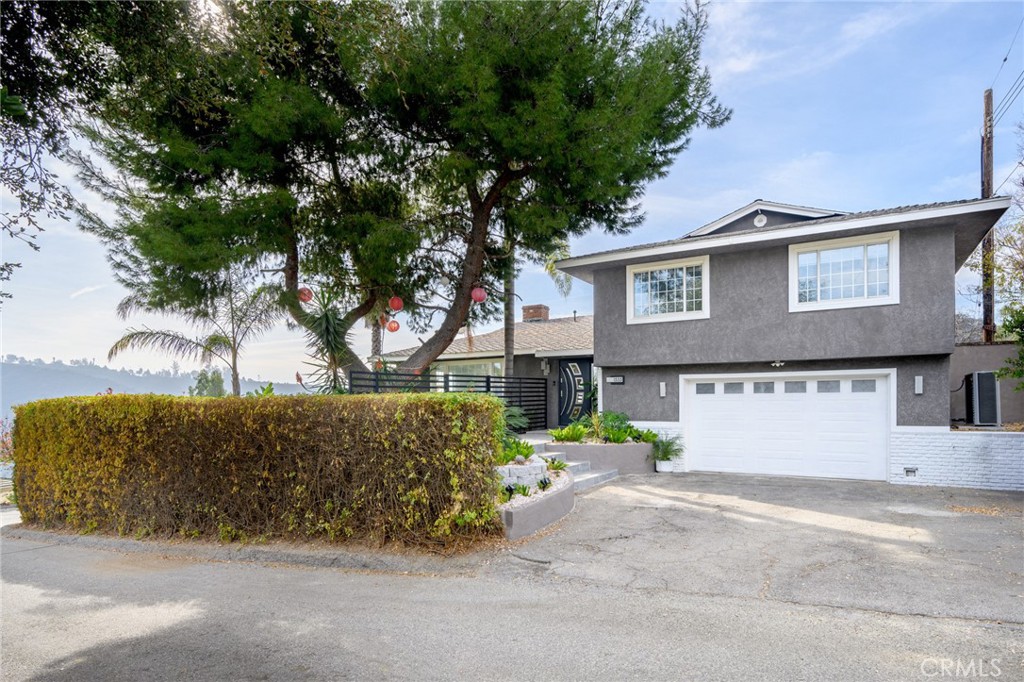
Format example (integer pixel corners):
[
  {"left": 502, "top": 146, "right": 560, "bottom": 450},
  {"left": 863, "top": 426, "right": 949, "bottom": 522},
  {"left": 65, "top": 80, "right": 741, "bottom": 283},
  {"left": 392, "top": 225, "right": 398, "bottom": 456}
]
[{"left": 522, "top": 304, "right": 550, "bottom": 322}]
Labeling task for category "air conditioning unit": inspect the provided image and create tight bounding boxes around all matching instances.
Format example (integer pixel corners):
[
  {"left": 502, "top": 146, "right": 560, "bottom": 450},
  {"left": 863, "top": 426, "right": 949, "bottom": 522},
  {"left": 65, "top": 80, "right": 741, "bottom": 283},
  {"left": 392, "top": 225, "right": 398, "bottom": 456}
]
[{"left": 965, "top": 372, "right": 1001, "bottom": 426}]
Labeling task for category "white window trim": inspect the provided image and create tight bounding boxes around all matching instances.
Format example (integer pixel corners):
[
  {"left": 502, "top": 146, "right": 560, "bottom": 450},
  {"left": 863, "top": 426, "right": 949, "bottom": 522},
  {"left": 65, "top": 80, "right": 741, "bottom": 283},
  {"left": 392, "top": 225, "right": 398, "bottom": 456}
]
[
  {"left": 788, "top": 231, "right": 900, "bottom": 313},
  {"left": 626, "top": 255, "right": 710, "bottom": 324}
]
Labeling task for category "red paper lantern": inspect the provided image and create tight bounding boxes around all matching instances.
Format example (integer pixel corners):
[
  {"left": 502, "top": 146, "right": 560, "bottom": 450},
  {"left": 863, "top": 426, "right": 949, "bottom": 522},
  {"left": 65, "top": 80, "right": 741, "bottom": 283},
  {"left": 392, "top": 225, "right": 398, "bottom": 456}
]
[
  {"left": 298, "top": 287, "right": 313, "bottom": 303},
  {"left": 471, "top": 286, "right": 487, "bottom": 303},
  {"left": 386, "top": 320, "right": 400, "bottom": 333},
  {"left": 388, "top": 296, "right": 404, "bottom": 312}
]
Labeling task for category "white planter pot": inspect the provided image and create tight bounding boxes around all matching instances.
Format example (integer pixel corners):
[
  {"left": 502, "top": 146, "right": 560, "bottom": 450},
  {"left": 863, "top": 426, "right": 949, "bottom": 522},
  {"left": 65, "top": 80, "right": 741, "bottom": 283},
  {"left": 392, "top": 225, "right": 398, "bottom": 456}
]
[{"left": 654, "top": 460, "right": 674, "bottom": 473}]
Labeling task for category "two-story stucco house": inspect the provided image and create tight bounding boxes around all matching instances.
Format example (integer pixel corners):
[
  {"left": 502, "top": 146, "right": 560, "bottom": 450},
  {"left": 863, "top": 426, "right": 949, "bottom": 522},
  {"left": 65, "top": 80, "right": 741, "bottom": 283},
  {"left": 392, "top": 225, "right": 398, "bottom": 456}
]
[{"left": 558, "top": 197, "right": 1021, "bottom": 490}]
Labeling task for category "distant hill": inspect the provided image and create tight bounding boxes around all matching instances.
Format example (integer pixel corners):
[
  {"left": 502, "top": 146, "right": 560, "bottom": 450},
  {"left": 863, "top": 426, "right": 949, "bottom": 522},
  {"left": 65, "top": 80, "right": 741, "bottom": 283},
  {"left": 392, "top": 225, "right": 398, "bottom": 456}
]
[{"left": 1, "top": 361, "right": 302, "bottom": 418}]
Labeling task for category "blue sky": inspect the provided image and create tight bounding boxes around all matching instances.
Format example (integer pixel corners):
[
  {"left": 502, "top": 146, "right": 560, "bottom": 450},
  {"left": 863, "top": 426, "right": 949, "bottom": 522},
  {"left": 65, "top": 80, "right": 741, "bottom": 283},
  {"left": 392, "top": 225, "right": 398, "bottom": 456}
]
[{"left": 2, "top": 0, "right": 1022, "bottom": 383}]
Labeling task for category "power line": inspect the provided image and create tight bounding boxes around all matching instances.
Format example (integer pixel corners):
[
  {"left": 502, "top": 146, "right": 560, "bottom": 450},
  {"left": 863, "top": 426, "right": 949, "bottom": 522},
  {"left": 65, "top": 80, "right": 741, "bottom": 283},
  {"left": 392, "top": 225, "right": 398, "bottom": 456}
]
[
  {"left": 991, "top": 16, "right": 1024, "bottom": 88},
  {"left": 994, "top": 161, "right": 1023, "bottom": 194},
  {"left": 994, "top": 68, "right": 1024, "bottom": 112},
  {"left": 993, "top": 72, "right": 1024, "bottom": 125}
]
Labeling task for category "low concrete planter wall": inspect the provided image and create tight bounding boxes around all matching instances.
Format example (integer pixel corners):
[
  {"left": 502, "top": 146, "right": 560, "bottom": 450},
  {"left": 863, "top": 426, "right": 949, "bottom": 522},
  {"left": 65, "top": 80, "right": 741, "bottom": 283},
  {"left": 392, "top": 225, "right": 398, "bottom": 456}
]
[
  {"left": 499, "top": 473, "right": 575, "bottom": 541},
  {"left": 552, "top": 442, "right": 654, "bottom": 474}
]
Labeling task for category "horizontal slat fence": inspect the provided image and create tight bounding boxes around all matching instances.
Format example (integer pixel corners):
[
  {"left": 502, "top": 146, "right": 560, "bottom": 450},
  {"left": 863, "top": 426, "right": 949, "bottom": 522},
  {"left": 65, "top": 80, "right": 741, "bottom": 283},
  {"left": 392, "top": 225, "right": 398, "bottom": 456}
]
[{"left": 349, "top": 371, "right": 547, "bottom": 431}]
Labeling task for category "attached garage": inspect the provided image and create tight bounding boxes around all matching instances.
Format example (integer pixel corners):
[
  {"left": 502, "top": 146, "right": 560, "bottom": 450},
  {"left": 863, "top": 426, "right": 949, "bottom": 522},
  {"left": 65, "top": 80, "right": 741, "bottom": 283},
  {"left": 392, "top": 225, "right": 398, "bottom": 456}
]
[{"left": 681, "top": 371, "right": 891, "bottom": 481}]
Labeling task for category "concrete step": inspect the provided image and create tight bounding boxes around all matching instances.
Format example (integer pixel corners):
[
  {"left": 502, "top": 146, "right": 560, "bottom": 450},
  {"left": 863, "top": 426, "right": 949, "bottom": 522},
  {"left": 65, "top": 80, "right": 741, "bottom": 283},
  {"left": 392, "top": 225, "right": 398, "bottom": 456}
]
[
  {"left": 573, "top": 468, "right": 618, "bottom": 492},
  {"left": 565, "top": 461, "right": 590, "bottom": 475},
  {"left": 542, "top": 450, "right": 566, "bottom": 462}
]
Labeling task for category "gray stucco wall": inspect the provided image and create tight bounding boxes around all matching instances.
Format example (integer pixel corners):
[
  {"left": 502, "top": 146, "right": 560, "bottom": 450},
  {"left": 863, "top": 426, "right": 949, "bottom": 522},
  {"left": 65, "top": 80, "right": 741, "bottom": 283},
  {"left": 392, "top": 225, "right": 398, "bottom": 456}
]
[
  {"left": 513, "top": 354, "right": 561, "bottom": 428},
  {"left": 950, "top": 343, "right": 1024, "bottom": 424},
  {"left": 601, "top": 356, "right": 950, "bottom": 426},
  {"left": 594, "top": 226, "right": 955, "bottom": 367}
]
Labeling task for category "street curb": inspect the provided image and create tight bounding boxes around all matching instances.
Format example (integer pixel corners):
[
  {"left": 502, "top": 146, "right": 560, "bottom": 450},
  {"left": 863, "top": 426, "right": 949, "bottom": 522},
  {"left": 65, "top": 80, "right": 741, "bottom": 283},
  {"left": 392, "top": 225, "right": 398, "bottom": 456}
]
[{"left": 0, "top": 525, "right": 492, "bottom": 576}]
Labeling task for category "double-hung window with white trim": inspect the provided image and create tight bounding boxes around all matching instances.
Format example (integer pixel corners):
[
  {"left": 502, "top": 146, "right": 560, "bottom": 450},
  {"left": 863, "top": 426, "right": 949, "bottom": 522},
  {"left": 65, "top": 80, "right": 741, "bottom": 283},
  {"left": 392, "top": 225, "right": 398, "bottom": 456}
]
[
  {"left": 626, "top": 256, "right": 710, "bottom": 324},
  {"left": 788, "top": 231, "right": 899, "bottom": 312}
]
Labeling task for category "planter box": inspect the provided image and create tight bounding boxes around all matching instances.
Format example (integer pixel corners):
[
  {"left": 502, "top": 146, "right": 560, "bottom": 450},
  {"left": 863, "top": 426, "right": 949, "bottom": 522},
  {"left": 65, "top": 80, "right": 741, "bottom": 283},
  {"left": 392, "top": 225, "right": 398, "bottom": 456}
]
[
  {"left": 553, "top": 442, "right": 654, "bottom": 474},
  {"left": 499, "top": 473, "right": 575, "bottom": 541}
]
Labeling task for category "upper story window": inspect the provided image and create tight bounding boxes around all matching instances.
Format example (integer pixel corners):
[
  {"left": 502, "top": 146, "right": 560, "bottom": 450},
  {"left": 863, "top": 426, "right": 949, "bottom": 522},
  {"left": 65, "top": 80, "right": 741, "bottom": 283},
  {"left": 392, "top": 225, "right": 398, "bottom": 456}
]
[
  {"left": 788, "top": 231, "right": 899, "bottom": 312},
  {"left": 626, "top": 255, "right": 710, "bottom": 324}
]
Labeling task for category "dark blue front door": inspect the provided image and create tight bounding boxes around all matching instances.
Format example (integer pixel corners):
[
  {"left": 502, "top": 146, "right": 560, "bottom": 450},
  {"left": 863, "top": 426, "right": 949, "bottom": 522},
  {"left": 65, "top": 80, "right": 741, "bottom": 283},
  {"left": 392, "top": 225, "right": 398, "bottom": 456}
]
[{"left": 558, "top": 358, "right": 593, "bottom": 426}]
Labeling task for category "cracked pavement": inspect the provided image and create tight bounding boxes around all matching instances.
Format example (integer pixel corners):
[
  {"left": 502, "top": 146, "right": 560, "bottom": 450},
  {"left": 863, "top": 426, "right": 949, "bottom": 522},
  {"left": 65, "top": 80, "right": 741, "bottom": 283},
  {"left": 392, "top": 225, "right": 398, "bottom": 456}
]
[{"left": 2, "top": 474, "right": 1022, "bottom": 681}]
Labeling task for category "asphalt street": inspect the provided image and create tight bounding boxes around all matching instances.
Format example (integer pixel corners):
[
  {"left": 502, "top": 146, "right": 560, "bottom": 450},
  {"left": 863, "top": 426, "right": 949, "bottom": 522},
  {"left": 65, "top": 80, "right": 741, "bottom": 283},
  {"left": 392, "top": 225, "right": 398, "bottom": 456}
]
[{"left": 2, "top": 475, "right": 1021, "bottom": 681}]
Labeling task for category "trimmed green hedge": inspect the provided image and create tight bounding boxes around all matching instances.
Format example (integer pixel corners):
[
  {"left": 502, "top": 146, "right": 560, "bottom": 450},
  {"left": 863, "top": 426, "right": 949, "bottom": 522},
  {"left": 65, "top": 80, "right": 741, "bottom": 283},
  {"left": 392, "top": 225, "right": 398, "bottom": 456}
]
[{"left": 13, "top": 393, "right": 504, "bottom": 546}]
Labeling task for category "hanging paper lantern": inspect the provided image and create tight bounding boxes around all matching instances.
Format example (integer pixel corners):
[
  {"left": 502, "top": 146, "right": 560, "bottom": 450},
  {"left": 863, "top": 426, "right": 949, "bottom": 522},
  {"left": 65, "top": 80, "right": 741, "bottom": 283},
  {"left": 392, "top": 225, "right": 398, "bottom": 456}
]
[
  {"left": 386, "top": 320, "right": 400, "bottom": 333},
  {"left": 388, "top": 296, "right": 404, "bottom": 312},
  {"left": 298, "top": 287, "right": 313, "bottom": 303},
  {"left": 471, "top": 287, "right": 487, "bottom": 303}
]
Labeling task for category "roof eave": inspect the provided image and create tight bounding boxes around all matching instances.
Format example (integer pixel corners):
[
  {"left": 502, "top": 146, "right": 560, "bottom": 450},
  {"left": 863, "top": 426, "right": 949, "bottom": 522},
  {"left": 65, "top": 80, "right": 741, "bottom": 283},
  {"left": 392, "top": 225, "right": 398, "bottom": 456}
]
[{"left": 557, "top": 196, "right": 1013, "bottom": 281}]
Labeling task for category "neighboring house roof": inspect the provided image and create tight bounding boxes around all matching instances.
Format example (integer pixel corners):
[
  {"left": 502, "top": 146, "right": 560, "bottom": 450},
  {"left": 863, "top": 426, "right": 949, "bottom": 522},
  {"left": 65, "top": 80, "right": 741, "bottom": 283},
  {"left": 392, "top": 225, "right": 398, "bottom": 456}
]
[
  {"left": 686, "top": 199, "right": 844, "bottom": 237},
  {"left": 382, "top": 315, "right": 594, "bottom": 361},
  {"left": 557, "top": 196, "right": 1012, "bottom": 283}
]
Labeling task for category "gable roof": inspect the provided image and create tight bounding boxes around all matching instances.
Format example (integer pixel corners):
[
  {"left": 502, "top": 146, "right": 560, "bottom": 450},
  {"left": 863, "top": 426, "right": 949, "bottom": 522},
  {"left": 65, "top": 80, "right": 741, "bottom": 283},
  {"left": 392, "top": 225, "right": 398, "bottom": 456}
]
[
  {"left": 686, "top": 200, "right": 844, "bottom": 237},
  {"left": 382, "top": 314, "right": 593, "bottom": 361},
  {"left": 557, "top": 196, "right": 1012, "bottom": 283}
]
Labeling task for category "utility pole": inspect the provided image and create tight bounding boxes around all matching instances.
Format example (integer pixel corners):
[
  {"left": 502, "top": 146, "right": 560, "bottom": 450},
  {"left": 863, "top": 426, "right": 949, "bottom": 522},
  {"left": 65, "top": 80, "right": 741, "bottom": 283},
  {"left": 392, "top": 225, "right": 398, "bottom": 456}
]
[{"left": 981, "top": 88, "right": 995, "bottom": 343}]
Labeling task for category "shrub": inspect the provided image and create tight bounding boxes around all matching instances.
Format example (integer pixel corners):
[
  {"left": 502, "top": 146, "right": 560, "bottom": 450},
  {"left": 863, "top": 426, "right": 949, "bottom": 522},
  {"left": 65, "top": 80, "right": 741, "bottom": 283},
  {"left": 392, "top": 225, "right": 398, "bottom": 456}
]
[
  {"left": 545, "top": 457, "right": 568, "bottom": 472},
  {"left": 575, "top": 410, "right": 632, "bottom": 440},
  {"left": 13, "top": 393, "right": 505, "bottom": 547},
  {"left": 650, "top": 434, "right": 685, "bottom": 462},
  {"left": 597, "top": 410, "right": 632, "bottom": 433},
  {"left": 497, "top": 435, "right": 535, "bottom": 465},
  {"left": 503, "top": 404, "right": 530, "bottom": 433},
  {"left": 633, "top": 428, "right": 659, "bottom": 444},
  {"left": 0, "top": 417, "right": 12, "bottom": 465},
  {"left": 548, "top": 423, "right": 587, "bottom": 443},
  {"left": 603, "top": 427, "right": 631, "bottom": 444}
]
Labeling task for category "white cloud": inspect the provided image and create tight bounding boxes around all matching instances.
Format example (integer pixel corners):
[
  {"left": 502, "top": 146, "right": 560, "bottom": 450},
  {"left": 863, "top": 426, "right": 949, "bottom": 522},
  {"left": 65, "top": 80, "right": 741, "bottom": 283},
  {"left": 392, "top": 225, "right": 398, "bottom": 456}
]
[
  {"left": 702, "top": 2, "right": 950, "bottom": 86},
  {"left": 69, "top": 284, "right": 106, "bottom": 299}
]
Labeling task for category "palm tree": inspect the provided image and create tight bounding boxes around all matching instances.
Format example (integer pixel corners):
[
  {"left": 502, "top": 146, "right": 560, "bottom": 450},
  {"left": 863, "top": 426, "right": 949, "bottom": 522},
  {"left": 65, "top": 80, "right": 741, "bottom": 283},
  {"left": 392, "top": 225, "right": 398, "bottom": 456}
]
[{"left": 108, "top": 274, "right": 282, "bottom": 396}]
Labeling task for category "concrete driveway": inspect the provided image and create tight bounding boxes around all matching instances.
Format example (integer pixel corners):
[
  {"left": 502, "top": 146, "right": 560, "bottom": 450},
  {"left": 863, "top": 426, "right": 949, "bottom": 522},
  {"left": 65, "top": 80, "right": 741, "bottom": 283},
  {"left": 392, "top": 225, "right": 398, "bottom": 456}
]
[{"left": 2, "top": 474, "right": 1021, "bottom": 681}]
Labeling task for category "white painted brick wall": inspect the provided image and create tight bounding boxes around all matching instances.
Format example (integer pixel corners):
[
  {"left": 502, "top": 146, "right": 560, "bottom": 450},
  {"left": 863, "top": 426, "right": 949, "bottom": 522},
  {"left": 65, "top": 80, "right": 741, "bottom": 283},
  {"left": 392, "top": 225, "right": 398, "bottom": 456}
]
[
  {"left": 889, "top": 430, "right": 1024, "bottom": 492},
  {"left": 632, "top": 421, "right": 687, "bottom": 473},
  {"left": 635, "top": 421, "right": 1024, "bottom": 491}
]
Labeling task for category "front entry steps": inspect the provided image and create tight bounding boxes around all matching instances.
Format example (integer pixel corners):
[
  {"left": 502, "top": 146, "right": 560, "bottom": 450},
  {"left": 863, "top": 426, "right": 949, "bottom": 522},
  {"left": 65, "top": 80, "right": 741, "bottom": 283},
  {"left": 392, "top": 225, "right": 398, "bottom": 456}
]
[{"left": 542, "top": 449, "right": 619, "bottom": 492}]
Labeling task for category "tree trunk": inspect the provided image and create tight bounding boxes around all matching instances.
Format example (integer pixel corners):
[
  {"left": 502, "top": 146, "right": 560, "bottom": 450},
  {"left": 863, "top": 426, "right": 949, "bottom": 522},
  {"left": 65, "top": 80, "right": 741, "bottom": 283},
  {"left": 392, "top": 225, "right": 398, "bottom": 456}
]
[
  {"left": 503, "top": 234, "right": 515, "bottom": 377},
  {"left": 230, "top": 348, "right": 241, "bottom": 396},
  {"left": 371, "top": 318, "right": 383, "bottom": 360},
  {"left": 282, "top": 228, "right": 371, "bottom": 376},
  {"left": 400, "top": 171, "right": 526, "bottom": 374}
]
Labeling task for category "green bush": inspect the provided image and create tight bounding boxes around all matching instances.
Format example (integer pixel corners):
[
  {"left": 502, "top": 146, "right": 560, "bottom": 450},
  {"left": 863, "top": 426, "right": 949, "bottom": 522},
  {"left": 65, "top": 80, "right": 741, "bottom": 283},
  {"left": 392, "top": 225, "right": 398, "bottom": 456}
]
[
  {"left": 548, "top": 423, "right": 587, "bottom": 443},
  {"left": 650, "top": 434, "right": 685, "bottom": 462},
  {"left": 633, "top": 428, "right": 659, "bottom": 444},
  {"left": 13, "top": 393, "right": 505, "bottom": 547},
  {"left": 574, "top": 410, "right": 632, "bottom": 440},
  {"left": 545, "top": 457, "right": 568, "bottom": 472},
  {"left": 603, "top": 427, "right": 631, "bottom": 444},
  {"left": 497, "top": 435, "right": 535, "bottom": 465}
]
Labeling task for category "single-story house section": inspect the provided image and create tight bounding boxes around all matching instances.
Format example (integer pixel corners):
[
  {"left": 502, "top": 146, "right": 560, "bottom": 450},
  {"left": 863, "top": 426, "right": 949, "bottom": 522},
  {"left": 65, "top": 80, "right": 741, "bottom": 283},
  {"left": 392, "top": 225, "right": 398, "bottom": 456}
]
[
  {"left": 383, "top": 305, "right": 594, "bottom": 428},
  {"left": 557, "top": 197, "right": 1023, "bottom": 491}
]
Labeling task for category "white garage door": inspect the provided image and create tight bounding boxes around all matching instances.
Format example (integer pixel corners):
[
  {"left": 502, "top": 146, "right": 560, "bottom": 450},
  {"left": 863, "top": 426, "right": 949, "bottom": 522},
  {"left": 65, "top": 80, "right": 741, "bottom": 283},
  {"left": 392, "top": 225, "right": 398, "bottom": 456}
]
[{"left": 683, "top": 373, "right": 889, "bottom": 481}]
